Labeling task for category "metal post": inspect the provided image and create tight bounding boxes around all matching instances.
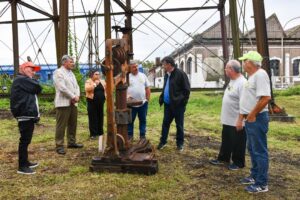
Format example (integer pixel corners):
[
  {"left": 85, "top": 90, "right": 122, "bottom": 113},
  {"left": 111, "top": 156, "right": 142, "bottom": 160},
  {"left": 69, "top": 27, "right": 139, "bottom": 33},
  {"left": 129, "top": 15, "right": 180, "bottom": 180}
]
[
  {"left": 252, "top": 0, "right": 274, "bottom": 102},
  {"left": 52, "top": 0, "right": 60, "bottom": 67},
  {"left": 126, "top": 0, "right": 133, "bottom": 56},
  {"left": 219, "top": 0, "right": 229, "bottom": 85},
  {"left": 59, "top": 0, "right": 69, "bottom": 58},
  {"left": 229, "top": 0, "right": 241, "bottom": 59},
  {"left": 104, "top": 0, "right": 118, "bottom": 156},
  {"left": 88, "top": 11, "right": 93, "bottom": 69},
  {"left": 11, "top": 0, "right": 19, "bottom": 76}
]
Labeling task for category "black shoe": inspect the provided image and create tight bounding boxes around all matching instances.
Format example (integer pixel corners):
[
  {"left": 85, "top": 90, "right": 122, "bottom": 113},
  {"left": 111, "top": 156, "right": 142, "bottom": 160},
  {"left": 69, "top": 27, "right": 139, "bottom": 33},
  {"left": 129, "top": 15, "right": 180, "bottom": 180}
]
[
  {"left": 27, "top": 161, "right": 39, "bottom": 168},
  {"left": 177, "top": 144, "right": 184, "bottom": 152},
  {"left": 67, "top": 143, "right": 84, "bottom": 148},
  {"left": 157, "top": 142, "right": 167, "bottom": 150},
  {"left": 17, "top": 167, "right": 36, "bottom": 175},
  {"left": 56, "top": 148, "right": 66, "bottom": 155}
]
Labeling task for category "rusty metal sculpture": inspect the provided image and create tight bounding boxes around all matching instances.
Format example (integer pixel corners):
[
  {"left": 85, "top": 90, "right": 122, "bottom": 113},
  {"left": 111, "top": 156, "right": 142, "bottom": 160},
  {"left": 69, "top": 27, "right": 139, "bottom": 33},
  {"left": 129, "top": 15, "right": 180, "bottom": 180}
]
[{"left": 90, "top": 27, "right": 158, "bottom": 175}]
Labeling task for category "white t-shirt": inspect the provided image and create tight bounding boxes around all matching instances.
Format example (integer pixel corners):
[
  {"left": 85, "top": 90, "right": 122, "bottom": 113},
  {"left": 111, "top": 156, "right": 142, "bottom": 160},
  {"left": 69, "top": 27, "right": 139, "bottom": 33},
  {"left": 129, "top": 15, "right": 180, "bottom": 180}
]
[
  {"left": 240, "top": 68, "right": 271, "bottom": 114},
  {"left": 221, "top": 75, "right": 247, "bottom": 126},
  {"left": 127, "top": 72, "right": 150, "bottom": 107}
]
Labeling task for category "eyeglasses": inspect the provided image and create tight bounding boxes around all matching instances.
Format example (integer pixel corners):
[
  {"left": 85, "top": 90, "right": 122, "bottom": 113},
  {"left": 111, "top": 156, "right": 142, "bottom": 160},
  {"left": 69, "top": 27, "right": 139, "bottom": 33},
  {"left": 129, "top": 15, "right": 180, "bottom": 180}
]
[{"left": 94, "top": 73, "right": 100, "bottom": 75}]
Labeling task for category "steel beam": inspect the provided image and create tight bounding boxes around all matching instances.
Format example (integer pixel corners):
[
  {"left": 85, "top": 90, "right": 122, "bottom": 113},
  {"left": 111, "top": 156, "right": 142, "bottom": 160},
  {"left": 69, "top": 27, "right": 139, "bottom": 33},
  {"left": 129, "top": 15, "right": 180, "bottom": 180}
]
[
  {"left": 126, "top": 0, "right": 133, "bottom": 55},
  {"left": 113, "top": 0, "right": 130, "bottom": 13},
  {"left": 11, "top": 0, "right": 19, "bottom": 76},
  {"left": 58, "top": 0, "right": 69, "bottom": 59},
  {"left": 0, "top": 6, "right": 219, "bottom": 24},
  {"left": 229, "top": 0, "right": 241, "bottom": 59},
  {"left": 18, "top": 0, "right": 53, "bottom": 18},
  {"left": 252, "top": 0, "right": 274, "bottom": 102},
  {"left": 219, "top": 0, "right": 229, "bottom": 85},
  {"left": 52, "top": 0, "right": 60, "bottom": 68}
]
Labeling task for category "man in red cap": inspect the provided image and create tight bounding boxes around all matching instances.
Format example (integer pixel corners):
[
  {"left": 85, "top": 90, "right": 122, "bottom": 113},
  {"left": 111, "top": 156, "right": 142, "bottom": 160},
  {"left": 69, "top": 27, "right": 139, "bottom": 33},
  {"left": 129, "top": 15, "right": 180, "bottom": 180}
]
[{"left": 10, "top": 61, "right": 42, "bottom": 175}]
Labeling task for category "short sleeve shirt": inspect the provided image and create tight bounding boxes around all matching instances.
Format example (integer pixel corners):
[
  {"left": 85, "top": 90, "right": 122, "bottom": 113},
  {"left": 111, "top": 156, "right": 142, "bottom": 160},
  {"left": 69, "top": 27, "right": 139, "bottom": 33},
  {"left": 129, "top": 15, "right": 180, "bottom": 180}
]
[
  {"left": 127, "top": 72, "right": 150, "bottom": 106},
  {"left": 221, "top": 75, "right": 247, "bottom": 126},
  {"left": 240, "top": 68, "right": 271, "bottom": 114}
]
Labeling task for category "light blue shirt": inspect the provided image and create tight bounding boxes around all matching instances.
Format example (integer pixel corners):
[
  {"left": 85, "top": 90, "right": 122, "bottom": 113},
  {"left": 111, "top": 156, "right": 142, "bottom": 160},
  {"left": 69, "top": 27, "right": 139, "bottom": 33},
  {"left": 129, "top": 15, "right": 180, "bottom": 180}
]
[{"left": 163, "top": 74, "right": 170, "bottom": 104}]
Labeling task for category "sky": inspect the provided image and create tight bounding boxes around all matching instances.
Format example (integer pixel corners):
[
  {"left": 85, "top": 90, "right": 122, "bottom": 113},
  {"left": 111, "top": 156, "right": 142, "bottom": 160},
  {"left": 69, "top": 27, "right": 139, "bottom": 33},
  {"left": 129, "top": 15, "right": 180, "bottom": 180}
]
[{"left": 0, "top": 0, "right": 299, "bottom": 65}]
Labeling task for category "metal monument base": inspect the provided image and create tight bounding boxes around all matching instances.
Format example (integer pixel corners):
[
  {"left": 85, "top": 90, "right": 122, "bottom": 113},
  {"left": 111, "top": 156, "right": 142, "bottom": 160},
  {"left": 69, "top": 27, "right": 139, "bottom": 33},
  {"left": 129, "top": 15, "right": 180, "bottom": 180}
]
[
  {"left": 90, "top": 139, "right": 158, "bottom": 175},
  {"left": 269, "top": 114, "right": 295, "bottom": 122}
]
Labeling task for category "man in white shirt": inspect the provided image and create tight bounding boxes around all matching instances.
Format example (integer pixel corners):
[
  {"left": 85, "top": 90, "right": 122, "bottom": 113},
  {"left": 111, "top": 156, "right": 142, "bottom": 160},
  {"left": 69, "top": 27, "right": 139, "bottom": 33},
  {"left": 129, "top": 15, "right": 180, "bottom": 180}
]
[
  {"left": 237, "top": 51, "right": 271, "bottom": 193},
  {"left": 127, "top": 60, "right": 151, "bottom": 141},
  {"left": 210, "top": 60, "right": 247, "bottom": 170}
]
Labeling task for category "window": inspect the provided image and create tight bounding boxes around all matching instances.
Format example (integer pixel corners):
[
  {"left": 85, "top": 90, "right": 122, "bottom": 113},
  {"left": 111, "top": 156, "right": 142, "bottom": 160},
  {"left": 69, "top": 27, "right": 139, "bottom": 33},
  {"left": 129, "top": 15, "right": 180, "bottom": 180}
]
[
  {"left": 270, "top": 59, "right": 280, "bottom": 76},
  {"left": 180, "top": 61, "right": 184, "bottom": 71},
  {"left": 292, "top": 59, "right": 300, "bottom": 76},
  {"left": 186, "top": 57, "right": 192, "bottom": 75}
]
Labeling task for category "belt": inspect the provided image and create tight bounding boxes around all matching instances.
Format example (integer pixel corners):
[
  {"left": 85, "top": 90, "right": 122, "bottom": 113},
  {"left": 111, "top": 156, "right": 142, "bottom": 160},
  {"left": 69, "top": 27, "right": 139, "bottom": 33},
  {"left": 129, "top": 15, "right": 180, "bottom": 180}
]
[{"left": 243, "top": 114, "right": 248, "bottom": 119}]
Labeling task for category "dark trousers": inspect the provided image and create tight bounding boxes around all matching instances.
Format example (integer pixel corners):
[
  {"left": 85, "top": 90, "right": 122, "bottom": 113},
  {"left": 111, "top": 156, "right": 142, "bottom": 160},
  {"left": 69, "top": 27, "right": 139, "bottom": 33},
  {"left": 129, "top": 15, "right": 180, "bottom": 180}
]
[
  {"left": 128, "top": 102, "right": 148, "bottom": 138},
  {"left": 55, "top": 105, "right": 77, "bottom": 148},
  {"left": 160, "top": 104, "right": 185, "bottom": 146},
  {"left": 217, "top": 124, "right": 246, "bottom": 167},
  {"left": 87, "top": 98, "right": 105, "bottom": 137},
  {"left": 18, "top": 120, "right": 35, "bottom": 168}
]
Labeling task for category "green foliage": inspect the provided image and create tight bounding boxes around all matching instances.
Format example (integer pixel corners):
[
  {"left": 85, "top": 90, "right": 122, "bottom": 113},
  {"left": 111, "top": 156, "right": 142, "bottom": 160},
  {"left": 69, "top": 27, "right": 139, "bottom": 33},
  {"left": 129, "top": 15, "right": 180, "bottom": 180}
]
[
  {"left": 274, "top": 85, "right": 300, "bottom": 96},
  {"left": 142, "top": 60, "right": 155, "bottom": 69},
  {"left": 0, "top": 92, "right": 299, "bottom": 199},
  {"left": 0, "top": 74, "right": 12, "bottom": 93}
]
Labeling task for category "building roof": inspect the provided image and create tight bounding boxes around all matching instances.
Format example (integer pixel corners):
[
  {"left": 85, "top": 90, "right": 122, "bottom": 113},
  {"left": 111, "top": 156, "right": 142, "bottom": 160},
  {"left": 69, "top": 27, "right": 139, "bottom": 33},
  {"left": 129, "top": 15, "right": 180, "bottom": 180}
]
[
  {"left": 171, "top": 13, "right": 299, "bottom": 57},
  {"left": 286, "top": 25, "right": 300, "bottom": 38},
  {"left": 247, "top": 13, "right": 286, "bottom": 38}
]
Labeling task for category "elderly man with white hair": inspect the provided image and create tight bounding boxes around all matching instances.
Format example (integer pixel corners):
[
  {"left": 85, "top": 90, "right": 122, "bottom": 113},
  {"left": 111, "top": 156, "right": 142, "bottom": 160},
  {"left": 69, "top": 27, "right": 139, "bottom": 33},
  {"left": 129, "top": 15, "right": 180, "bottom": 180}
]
[
  {"left": 237, "top": 51, "right": 271, "bottom": 193},
  {"left": 210, "top": 59, "right": 247, "bottom": 170},
  {"left": 53, "top": 55, "right": 83, "bottom": 155}
]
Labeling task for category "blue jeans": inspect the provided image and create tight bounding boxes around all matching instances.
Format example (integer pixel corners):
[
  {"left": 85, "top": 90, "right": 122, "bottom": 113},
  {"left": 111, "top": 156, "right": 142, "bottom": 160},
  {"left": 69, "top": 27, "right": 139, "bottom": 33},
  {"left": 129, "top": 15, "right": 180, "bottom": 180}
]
[
  {"left": 160, "top": 104, "right": 185, "bottom": 146},
  {"left": 245, "top": 111, "right": 269, "bottom": 186},
  {"left": 128, "top": 102, "right": 148, "bottom": 138}
]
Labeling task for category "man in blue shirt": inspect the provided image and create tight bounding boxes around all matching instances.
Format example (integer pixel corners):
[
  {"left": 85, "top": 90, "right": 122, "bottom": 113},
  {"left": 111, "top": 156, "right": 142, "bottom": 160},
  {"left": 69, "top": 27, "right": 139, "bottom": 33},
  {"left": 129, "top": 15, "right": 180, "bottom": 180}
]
[{"left": 157, "top": 56, "right": 190, "bottom": 151}]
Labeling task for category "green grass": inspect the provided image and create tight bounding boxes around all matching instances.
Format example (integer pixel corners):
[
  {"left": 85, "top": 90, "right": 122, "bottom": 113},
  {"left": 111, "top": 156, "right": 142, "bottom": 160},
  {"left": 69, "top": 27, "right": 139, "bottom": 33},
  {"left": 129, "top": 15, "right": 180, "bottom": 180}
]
[{"left": 0, "top": 91, "right": 299, "bottom": 199}]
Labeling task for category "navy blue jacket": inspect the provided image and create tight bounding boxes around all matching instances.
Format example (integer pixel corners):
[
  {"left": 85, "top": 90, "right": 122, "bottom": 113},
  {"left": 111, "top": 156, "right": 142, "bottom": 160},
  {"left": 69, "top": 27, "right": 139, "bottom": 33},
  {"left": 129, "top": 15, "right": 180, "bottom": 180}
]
[{"left": 10, "top": 74, "right": 42, "bottom": 120}]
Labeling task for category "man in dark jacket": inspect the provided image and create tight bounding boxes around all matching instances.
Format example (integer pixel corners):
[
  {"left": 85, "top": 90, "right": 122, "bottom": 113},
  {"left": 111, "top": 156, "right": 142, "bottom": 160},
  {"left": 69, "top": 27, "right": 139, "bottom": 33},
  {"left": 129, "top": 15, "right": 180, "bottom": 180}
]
[
  {"left": 10, "top": 61, "right": 42, "bottom": 175},
  {"left": 157, "top": 56, "right": 190, "bottom": 151}
]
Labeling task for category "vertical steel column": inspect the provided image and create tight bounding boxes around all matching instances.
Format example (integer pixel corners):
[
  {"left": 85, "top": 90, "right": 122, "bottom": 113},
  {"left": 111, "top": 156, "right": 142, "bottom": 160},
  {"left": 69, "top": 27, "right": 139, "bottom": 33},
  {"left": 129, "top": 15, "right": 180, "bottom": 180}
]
[
  {"left": 229, "top": 0, "right": 241, "bottom": 59},
  {"left": 219, "top": 0, "right": 229, "bottom": 85},
  {"left": 11, "top": 0, "right": 19, "bottom": 76},
  {"left": 52, "top": 0, "right": 60, "bottom": 67},
  {"left": 104, "top": 0, "right": 118, "bottom": 156},
  {"left": 126, "top": 0, "right": 133, "bottom": 56},
  {"left": 252, "top": 0, "right": 274, "bottom": 102},
  {"left": 95, "top": 11, "right": 99, "bottom": 62},
  {"left": 59, "top": 0, "right": 69, "bottom": 58},
  {"left": 88, "top": 12, "right": 93, "bottom": 69}
]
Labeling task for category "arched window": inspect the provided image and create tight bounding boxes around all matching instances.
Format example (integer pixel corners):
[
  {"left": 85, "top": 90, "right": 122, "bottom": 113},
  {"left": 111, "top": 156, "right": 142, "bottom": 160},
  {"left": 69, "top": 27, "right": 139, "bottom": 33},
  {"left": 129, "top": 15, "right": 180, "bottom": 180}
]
[
  {"left": 186, "top": 57, "right": 192, "bottom": 75},
  {"left": 180, "top": 61, "right": 184, "bottom": 71},
  {"left": 270, "top": 59, "right": 280, "bottom": 76},
  {"left": 292, "top": 59, "right": 300, "bottom": 76}
]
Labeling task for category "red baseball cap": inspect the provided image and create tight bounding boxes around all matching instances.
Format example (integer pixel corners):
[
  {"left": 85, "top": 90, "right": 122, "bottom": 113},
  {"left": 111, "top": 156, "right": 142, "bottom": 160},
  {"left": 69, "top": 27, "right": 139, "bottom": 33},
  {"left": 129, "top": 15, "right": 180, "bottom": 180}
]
[{"left": 19, "top": 62, "right": 41, "bottom": 72}]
